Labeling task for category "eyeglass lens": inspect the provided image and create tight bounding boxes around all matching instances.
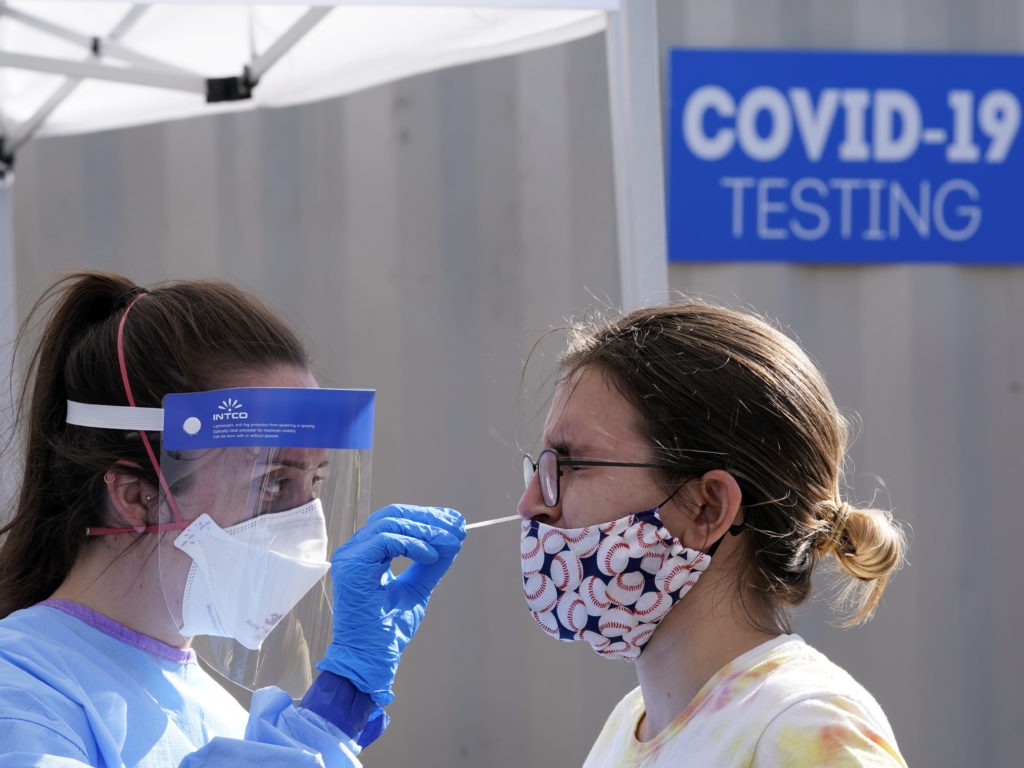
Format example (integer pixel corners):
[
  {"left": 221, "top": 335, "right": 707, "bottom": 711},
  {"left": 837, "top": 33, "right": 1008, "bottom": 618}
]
[
  {"left": 523, "top": 451, "right": 560, "bottom": 506},
  {"left": 522, "top": 454, "right": 535, "bottom": 489}
]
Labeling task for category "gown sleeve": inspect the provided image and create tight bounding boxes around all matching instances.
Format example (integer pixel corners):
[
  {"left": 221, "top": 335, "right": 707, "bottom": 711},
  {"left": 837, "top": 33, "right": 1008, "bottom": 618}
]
[
  {"left": 298, "top": 671, "right": 390, "bottom": 749},
  {"left": 0, "top": 685, "right": 367, "bottom": 768},
  {"left": 178, "top": 685, "right": 363, "bottom": 768}
]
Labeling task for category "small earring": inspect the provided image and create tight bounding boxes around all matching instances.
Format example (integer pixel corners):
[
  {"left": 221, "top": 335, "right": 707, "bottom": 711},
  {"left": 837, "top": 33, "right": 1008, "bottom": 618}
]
[
  {"left": 103, "top": 471, "right": 117, "bottom": 485},
  {"left": 144, "top": 495, "right": 154, "bottom": 503}
]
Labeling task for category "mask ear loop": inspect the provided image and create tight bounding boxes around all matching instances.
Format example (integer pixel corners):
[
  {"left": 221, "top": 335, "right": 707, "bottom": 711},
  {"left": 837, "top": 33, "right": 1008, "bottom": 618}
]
[
  {"left": 87, "top": 293, "right": 191, "bottom": 536},
  {"left": 656, "top": 479, "right": 745, "bottom": 558}
]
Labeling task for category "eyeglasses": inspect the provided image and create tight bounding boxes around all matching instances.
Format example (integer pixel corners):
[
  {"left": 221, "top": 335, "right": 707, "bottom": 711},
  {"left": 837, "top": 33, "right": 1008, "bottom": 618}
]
[{"left": 522, "top": 449, "right": 676, "bottom": 507}]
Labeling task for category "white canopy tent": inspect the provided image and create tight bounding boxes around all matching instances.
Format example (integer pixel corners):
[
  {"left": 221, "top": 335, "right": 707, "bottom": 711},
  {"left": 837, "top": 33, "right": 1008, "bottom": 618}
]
[{"left": 0, "top": 0, "right": 668, "bottom": 362}]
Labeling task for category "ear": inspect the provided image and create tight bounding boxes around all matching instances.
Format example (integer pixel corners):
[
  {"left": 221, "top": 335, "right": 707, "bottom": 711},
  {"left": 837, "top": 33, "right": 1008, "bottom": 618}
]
[
  {"left": 103, "top": 465, "right": 158, "bottom": 534},
  {"left": 674, "top": 469, "right": 743, "bottom": 552}
]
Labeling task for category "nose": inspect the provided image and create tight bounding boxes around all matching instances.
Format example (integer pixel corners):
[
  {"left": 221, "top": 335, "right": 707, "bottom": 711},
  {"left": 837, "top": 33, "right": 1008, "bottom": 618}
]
[{"left": 517, "top": 472, "right": 560, "bottom": 525}]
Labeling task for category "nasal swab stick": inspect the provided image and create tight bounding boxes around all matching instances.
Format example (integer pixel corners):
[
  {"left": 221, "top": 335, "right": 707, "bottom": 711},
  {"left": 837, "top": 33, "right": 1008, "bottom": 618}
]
[{"left": 465, "top": 514, "right": 521, "bottom": 531}]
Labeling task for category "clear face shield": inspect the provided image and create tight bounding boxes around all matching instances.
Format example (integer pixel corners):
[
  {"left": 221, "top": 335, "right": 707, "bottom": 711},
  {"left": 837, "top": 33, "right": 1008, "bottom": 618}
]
[{"left": 151, "top": 387, "right": 374, "bottom": 698}]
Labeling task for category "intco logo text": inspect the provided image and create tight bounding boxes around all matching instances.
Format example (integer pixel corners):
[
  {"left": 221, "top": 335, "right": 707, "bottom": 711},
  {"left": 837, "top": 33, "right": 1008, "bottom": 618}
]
[{"left": 213, "top": 398, "right": 249, "bottom": 421}]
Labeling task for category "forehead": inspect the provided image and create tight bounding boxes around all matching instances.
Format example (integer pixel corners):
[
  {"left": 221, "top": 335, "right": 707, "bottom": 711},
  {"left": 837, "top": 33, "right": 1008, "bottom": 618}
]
[
  {"left": 544, "top": 366, "right": 646, "bottom": 454},
  {"left": 254, "top": 447, "right": 329, "bottom": 470},
  {"left": 184, "top": 444, "right": 327, "bottom": 475}
]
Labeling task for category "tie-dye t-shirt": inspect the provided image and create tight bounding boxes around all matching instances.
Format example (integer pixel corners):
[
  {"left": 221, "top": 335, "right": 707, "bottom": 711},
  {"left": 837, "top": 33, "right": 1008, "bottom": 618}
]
[{"left": 582, "top": 635, "right": 906, "bottom": 768}]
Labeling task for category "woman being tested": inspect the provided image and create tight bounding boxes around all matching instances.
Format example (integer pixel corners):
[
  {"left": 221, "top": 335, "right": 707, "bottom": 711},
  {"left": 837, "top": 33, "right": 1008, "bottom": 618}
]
[
  {"left": 0, "top": 270, "right": 465, "bottom": 767},
  {"left": 518, "top": 302, "right": 908, "bottom": 766}
]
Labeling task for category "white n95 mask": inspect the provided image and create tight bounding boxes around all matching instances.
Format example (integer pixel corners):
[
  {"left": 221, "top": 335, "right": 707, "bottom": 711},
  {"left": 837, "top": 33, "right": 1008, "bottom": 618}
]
[
  {"left": 521, "top": 508, "right": 710, "bottom": 660},
  {"left": 174, "top": 499, "right": 331, "bottom": 650}
]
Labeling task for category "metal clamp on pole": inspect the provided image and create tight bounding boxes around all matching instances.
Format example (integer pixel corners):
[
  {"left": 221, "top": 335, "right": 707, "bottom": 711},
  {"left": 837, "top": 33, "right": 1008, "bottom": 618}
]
[
  {"left": 206, "top": 67, "right": 257, "bottom": 103},
  {"left": 0, "top": 138, "right": 13, "bottom": 181}
]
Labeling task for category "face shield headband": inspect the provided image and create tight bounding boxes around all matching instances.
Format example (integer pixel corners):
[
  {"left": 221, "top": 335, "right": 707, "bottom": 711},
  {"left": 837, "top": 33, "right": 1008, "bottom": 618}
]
[{"left": 66, "top": 389, "right": 377, "bottom": 535}]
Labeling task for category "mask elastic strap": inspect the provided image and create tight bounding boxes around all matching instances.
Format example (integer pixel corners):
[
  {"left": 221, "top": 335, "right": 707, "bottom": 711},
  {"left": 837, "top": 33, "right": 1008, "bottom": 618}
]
[
  {"left": 88, "top": 294, "right": 189, "bottom": 537},
  {"left": 654, "top": 483, "right": 686, "bottom": 510},
  {"left": 706, "top": 518, "right": 746, "bottom": 558},
  {"left": 655, "top": 487, "right": 743, "bottom": 558}
]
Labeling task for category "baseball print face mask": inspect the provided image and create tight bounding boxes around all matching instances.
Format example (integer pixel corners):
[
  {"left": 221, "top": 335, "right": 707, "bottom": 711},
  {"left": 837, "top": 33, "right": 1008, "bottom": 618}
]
[{"left": 520, "top": 507, "right": 711, "bottom": 661}]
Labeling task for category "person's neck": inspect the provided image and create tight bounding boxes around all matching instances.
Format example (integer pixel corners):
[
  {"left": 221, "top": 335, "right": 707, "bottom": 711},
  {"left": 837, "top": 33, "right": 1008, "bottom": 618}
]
[
  {"left": 49, "top": 537, "right": 187, "bottom": 648},
  {"left": 633, "top": 573, "right": 780, "bottom": 742}
]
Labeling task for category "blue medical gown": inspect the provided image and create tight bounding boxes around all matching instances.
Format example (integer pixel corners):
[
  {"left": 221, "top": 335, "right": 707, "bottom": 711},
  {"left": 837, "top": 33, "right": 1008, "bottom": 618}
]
[{"left": 0, "top": 602, "right": 361, "bottom": 767}]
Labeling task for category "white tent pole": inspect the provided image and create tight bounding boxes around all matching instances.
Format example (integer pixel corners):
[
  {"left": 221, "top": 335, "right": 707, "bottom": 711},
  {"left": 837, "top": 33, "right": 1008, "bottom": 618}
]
[
  {"left": 0, "top": 5, "right": 194, "bottom": 75},
  {"left": 6, "top": 6, "right": 151, "bottom": 154},
  {"left": 604, "top": 0, "right": 668, "bottom": 310},
  {"left": 0, "top": 52, "right": 204, "bottom": 93},
  {"left": 0, "top": 177, "right": 13, "bottom": 364},
  {"left": 0, "top": 174, "right": 16, "bottom": 506},
  {"left": 249, "top": 7, "right": 332, "bottom": 82}
]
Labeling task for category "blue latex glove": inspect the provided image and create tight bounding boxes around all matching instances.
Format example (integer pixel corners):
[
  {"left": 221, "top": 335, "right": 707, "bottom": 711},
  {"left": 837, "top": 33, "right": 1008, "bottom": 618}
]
[{"left": 316, "top": 504, "right": 465, "bottom": 706}]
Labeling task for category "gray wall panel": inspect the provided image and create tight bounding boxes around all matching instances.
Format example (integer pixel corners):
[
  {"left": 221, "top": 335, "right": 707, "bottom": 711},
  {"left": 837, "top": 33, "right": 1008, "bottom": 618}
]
[{"left": 669, "top": 262, "right": 1024, "bottom": 767}]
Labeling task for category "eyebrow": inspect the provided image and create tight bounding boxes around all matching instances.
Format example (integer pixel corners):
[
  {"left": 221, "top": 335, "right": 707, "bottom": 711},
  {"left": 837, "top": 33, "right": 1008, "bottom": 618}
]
[{"left": 546, "top": 439, "right": 598, "bottom": 459}]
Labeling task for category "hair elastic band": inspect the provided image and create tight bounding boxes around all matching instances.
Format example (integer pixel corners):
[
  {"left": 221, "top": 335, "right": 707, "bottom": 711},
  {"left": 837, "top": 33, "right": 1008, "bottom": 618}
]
[{"left": 830, "top": 501, "right": 851, "bottom": 553}]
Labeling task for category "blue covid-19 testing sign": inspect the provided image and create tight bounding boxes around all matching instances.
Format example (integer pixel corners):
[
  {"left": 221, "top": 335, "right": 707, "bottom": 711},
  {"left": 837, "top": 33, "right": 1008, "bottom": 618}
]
[{"left": 666, "top": 49, "right": 1024, "bottom": 263}]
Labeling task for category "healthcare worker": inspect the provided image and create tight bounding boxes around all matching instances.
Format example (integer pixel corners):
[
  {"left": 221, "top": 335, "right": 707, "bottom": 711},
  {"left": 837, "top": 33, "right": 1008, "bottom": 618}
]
[
  {"left": 518, "top": 302, "right": 908, "bottom": 766},
  {"left": 0, "top": 270, "right": 465, "bottom": 767}
]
